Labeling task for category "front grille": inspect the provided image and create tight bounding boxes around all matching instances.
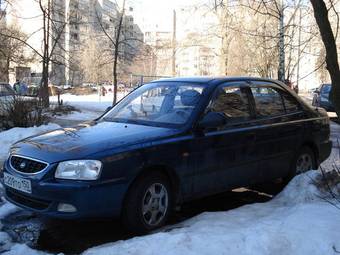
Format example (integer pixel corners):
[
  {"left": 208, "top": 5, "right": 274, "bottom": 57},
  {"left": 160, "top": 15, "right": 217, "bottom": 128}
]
[
  {"left": 6, "top": 188, "right": 50, "bottom": 210},
  {"left": 10, "top": 156, "right": 48, "bottom": 174}
]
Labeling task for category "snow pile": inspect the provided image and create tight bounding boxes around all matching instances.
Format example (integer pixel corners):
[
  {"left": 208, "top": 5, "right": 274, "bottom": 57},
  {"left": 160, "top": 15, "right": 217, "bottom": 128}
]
[
  {"left": 84, "top": 171, "right": 340, "bottom": 255},
  {"left": 0, "top": 124, "right": 60, "bottom": 163}
]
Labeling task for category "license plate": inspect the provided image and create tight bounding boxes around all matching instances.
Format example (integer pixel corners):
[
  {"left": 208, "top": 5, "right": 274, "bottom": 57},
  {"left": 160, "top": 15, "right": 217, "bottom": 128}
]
[{"left": 4, "top": 173, "right": 32, "bottom": 194}]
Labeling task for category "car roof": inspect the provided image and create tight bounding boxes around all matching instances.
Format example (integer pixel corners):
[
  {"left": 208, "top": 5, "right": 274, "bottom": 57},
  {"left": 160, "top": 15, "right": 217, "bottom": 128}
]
[{"left": 151, "top": 76, "right": 283, "bottom": 86}]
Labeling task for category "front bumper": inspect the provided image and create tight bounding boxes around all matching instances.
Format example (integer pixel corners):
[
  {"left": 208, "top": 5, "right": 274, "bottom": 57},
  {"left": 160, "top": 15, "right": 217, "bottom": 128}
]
[{"left": 1, "top": 160, "right": 128, "bottom": 219}]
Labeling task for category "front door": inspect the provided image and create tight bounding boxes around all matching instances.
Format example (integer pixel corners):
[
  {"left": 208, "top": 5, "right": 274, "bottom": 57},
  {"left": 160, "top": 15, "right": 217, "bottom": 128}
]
[{"left": 192, "top": 82, "right": 260, "bottom": 196}]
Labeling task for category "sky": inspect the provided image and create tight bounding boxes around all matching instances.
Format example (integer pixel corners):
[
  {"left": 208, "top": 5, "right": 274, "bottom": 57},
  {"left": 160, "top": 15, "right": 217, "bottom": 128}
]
[{"left": 129, "top": 0, "right": 207, "bottom": 32}]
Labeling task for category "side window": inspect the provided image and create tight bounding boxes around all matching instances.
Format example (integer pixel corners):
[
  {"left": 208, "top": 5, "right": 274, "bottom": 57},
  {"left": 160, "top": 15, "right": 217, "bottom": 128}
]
[
  {"left": 251, "top": 86, "right": 285, "bottom": 117},
  {"left": 280, "top": 91, "right": 301, "bottom": 113},
  {"left": 209, "top": 86, "right": 251, "bottom": 123}
]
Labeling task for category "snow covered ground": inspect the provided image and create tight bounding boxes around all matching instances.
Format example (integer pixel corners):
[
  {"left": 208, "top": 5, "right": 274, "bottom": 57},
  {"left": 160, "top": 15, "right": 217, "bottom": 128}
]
[
  {"left": 0, "top": 104, "right": 339, "bottom": 254},
  {"left": 84, "top": 171, "right": 340, "bottom": 255},
  {"left": 50, "top": 92, "right": 127, "bottom": 112}
]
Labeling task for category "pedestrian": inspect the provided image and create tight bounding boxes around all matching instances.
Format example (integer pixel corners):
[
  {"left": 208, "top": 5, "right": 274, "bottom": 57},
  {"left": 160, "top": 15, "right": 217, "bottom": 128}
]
[
  {"left": 13, "top": 80, "right": 20, "bottom": 93},
  {"left": 20, "top": 82, "right": 28, "bottom": 95}
]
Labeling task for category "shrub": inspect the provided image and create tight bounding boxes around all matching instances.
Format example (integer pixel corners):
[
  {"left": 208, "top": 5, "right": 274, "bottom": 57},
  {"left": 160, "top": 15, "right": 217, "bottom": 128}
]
[{"left": 0, "top": 96, "right": 48, "bottom": 130}]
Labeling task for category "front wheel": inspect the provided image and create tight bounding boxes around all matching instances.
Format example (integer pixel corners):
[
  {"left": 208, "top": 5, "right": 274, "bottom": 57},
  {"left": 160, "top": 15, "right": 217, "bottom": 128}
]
[{"left": 122, "top": 172, "right": 172, "bottom": 234}]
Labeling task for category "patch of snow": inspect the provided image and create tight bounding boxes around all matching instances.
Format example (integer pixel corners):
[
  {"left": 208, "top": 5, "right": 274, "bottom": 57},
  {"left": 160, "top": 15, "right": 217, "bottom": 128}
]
[
  {"left": 0, "top": 124, "right": 60, "bottom": 163},
  {"left": 84, "top": 171, "right": 340, "bottom": 255},
  {"left": 50, "top": 92, "right": 126, "bottom": 112},
  {"left": 2, "top": 243, "right": 51, "bottom": 255},
  {"left": 0, "top": 202, "right": 19, "bottom": 220},
  {"left": 0, "top": 231, "right": 13, "bottom": 252}
]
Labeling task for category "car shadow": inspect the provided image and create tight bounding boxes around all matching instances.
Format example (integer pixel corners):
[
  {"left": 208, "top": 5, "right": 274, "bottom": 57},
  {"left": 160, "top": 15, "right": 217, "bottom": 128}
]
[{"left": 2, "top": 185, "right": 282, "bottom": 254}]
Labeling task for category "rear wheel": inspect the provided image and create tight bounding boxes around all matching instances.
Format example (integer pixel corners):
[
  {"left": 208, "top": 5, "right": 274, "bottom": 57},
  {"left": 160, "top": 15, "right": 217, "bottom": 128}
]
[
  {"left": 295, "top": 149, "right": 315, "bottom": 174},
  {"left": 287, "top": 146, "right": 317, "bottom": 180},
  {"left": 122, "top": 172, "right": 172, "bottom": 234}
]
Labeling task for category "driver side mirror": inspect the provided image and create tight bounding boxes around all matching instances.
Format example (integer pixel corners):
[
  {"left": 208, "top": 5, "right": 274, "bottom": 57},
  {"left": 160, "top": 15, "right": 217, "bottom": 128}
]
[{"left": 198, "top": 111, "right": 226, "bottom": 129}]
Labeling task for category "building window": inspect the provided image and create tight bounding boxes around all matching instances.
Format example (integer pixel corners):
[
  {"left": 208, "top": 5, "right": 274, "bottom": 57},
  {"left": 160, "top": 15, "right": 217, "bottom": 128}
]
[
  {"left": 129, "top": 7, "right": 133, "bottom": 11},
  {"left": 72, "top": 33, "right": 79, "bottom": 40}
]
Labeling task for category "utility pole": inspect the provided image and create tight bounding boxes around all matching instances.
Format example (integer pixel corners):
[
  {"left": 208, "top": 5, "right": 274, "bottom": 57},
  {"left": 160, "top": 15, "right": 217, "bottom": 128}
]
[
  {"left": 172, "top": 9, "right": 176, "bottom": 77},
  {"left": 278, "top": 0, "right": 285, "bottom": 82}
]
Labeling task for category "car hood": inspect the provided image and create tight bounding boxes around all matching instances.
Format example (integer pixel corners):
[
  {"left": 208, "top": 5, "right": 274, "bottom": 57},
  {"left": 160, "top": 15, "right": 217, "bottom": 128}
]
[{"left": 10, "top": 121, "right": 180, "bottom": 163}]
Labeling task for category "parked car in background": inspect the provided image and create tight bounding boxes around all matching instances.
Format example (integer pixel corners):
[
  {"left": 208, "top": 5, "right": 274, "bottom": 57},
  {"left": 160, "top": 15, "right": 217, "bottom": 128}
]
[
  {"left": 312, "top": 83, "right": 334, "bottom": 111},
  {"left": 1, "top": 77, "right": 332, "bottom": 233},
  {"left": 0, "top": 83, "right": 16, "bottom": 116}
]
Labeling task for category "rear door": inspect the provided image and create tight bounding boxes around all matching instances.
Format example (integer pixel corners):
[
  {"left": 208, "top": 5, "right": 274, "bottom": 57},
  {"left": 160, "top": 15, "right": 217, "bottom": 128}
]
[{"left": 249, "top": 81, "right": 305, "bottom": 181}]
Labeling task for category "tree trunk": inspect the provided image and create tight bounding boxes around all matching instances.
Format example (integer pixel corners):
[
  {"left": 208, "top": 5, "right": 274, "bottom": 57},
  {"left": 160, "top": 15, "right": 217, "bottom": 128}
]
[
  {"left": 310, "top": 0, "right": 340, "bottom": 119},
  {"left": 112, "top": 0, "right": 126, "bottom": 106},
  {"left": 113, "top": 50, "right": 118, "bottom": 105},
  {"left": 40, "top": 60, "right": 50, "bottom": 107}
]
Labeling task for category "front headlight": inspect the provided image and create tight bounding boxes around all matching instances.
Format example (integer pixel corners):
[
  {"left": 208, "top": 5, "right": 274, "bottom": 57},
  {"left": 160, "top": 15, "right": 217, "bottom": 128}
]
[{"left": 55, "top": 160, "right": 102, "bottom": 180}]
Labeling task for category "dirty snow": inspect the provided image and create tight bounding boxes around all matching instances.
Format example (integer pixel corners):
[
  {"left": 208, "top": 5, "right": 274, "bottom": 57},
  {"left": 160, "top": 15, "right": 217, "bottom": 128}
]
[{"left": 0, "top": 124, "right": 61, "bottom": 254}]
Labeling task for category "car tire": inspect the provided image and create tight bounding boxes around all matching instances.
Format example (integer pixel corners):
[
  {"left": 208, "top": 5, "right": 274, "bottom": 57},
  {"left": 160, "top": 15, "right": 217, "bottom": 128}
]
[
  {"left": 122, "top": 172, "right": 173, "bottom": 234},
  {"left": 285, "top": 146, "right": 317, "bottom": 183}
]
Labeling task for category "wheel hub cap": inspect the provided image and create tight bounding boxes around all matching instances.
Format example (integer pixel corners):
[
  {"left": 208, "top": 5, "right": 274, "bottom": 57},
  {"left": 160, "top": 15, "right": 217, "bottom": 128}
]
[
  {"left": 296, "top": 153, "right": 313, "bottom": 174},
  {"left": 142, "top": 183, "right": 168, "bottom": 226}
]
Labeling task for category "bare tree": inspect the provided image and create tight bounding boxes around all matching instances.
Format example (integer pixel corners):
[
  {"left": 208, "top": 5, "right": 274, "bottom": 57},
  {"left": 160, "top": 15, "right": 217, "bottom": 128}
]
[
  {"left": 80, "top": 39, "right": 112, "bottom": 85},
  {"left": 0, "top": 0, "right": 66, "bottom": 107},
  {"left": 0, "top": 24, "right": 34, "bottom": 82},
  {"left": 310, "top": 0, "right": 340, "bottom": 118},
  {"left": 96, "top": 0, "right": 126, "bottom": 105},
  {"left": 96, "top": 0, "right": 144, "bottom": 105}
]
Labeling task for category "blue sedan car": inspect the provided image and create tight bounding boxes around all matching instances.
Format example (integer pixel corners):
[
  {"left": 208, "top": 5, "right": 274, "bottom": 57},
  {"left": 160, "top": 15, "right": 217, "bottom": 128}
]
[
  {"left": 312, "top": 83, "right": 334, "bottom": 111},
  {"left": 1, "top": 77, "right": 332, "bottom": 233}
]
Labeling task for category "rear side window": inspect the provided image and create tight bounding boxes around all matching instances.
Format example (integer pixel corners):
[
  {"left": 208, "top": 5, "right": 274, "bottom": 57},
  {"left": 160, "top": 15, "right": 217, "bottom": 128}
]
[
  {"left": 280, "top": 92, "right": 301, "bottom": 113},
  {"left": 251, "top": 87, "right": 285, "bottom": 117},
  {"left": 209, "top": 86, "right": 251, "bottom": 123}
]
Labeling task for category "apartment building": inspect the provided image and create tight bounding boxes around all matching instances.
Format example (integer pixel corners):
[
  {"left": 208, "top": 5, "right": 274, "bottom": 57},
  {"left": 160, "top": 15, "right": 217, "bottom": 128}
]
[{"left": 3, "top": 0, "right": 143, "bottom": 86}]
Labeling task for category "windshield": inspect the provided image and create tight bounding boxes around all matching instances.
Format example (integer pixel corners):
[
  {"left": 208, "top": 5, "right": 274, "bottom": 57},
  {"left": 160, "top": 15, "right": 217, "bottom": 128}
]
[{"left": 102, "top": 82, "right": 205, "bottom": 128}]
